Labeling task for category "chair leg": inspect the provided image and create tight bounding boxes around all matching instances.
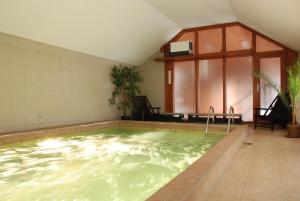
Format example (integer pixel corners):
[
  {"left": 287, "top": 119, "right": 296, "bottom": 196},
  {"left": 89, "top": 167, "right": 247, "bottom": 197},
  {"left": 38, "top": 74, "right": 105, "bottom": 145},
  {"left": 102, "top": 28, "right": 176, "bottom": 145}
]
[
  {"left": 254, "top": 116, "right": 257, "bottom": 129},
  {"left": 271, "top": 123, "right": 274, "bottom": 131}
]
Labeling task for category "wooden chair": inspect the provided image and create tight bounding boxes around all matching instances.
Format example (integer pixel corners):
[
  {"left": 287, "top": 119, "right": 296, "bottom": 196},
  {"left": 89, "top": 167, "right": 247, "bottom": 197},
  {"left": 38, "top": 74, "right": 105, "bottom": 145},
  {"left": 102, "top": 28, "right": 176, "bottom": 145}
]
[
  {"left": 132, "top": 96, "right": 160, "bottom": 120},
  {"left": 254, "top": 95, "right": 291, "bottom": 131}
]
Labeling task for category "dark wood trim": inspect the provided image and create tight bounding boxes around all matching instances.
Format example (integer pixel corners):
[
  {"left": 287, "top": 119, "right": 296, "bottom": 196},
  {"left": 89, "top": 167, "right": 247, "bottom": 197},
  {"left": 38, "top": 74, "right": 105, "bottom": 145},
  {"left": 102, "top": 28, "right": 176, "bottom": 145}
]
[
  {"left": 156, "top": 50, "right": 287, "bottom": 62},
  {"left": 195, "top": 60, "right": 199, "bottom": 112},
  {"left": 160, "top": 21, "right": 297, "bottom": 54},
  {"left": 197, "top": 52, "right": 224, "bottom": 60},
  {"left": 222, "top": 27, "right": 226, "bottom": 53},
  {"left": 225, "top": 50, "right": 253, "bottom": 57},
  {"left": 281, "top": 54, "right": 287, "bottom": 92},
  {"left": 155, "top": 55, "right": 196, "bottom": 62},
  {"left": 252, "top": 32, "right": 256, "bottom": 52},
  {"left": 253, "top": 55, "right": 260, "bottom": 117},
  {"left": 165, "top": 62, "right": 173, "bottom": 112},
  {"left": 194, "top": 30, "right": 199, "bottom": 112},
  {"left": 155, "top": 50, "right": 253, "bottom": 61},
  {"left": 159, "top": 21, "right": 298, "bottom": 117},
  {"left": 183, "top": 22, "right": 239, "bottom": 32},
  {"left": 171, "top": 63, "right": 175, "bottom": 112},
  {"left": 255, "top": 50, "right": 285, "bottom": 57},
  {"left": 223, "top": 57, "right": 226, "bottom": 114},
  {"left": 195, "top": 30, "right": 199, "bottom": 55},
  {"left": 286, "top": 49, "right": 299, "bottom": 66}
]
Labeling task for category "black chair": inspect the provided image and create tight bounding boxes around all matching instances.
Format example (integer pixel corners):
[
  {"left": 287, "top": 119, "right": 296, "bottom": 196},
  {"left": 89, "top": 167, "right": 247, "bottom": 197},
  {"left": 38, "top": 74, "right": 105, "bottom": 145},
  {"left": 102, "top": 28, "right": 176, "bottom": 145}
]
[
  {"left": 254, "top": 95, "right": 291, "bottom": 131},
  {"left": 132, "top": 96, "right": 160, "bottom": 120}
]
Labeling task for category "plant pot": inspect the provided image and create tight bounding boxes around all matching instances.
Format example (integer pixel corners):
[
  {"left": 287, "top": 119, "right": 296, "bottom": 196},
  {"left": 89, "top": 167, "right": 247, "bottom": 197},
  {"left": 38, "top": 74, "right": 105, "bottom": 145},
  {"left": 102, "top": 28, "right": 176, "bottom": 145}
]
[
  {"left": 121, "top": 116, "right": 131, "bottom": 120},
  {"left": 287, "top": 124, "right": 300, "bottom": 138}
]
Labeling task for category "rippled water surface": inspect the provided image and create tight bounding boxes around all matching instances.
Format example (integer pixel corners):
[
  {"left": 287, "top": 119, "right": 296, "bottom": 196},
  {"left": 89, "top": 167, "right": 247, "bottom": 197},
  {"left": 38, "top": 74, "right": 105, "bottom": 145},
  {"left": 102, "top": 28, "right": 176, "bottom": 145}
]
[{"left": 0, "top": 127, "right": 224, "bottom": 201}]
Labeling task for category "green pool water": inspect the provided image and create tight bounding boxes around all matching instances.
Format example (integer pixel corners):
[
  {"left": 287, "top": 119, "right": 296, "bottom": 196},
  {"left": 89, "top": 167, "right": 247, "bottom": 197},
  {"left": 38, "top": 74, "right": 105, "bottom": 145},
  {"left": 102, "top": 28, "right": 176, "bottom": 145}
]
[{"left": 0, "top": 127, "right": 225, "bottom": 201}]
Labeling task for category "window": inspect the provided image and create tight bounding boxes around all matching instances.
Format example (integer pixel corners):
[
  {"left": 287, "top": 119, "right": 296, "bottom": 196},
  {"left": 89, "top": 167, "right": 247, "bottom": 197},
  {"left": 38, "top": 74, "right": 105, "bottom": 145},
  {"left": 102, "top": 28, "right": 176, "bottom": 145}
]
[
  {"left": 256, "top": 35, "right": 283, "bottom": 52},
  {"left": 174, "top": 61, "right": 196, "bottom": 113},
  {"left": 226, "top": 57, "right": 253, "bottom": 121},
  {"left": 226, "top": 26, "right": 252, "bottom": 51},
  {"left": 197, "top": 28, "right": 222, "bottom": 54},
  {"left": 198, "top": 59, "right": 223, "bottom": 113}
]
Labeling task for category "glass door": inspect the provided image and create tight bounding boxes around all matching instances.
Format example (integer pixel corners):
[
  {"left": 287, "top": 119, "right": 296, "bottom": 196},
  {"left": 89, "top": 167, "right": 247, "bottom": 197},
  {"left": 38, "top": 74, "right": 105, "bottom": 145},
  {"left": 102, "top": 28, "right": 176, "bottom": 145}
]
[
  {"left": 259, "top": 57, "right": 281, "bottom": 113},
  {"left": 226, "top": 56, "right": 253, "bottom": 121},
  {"left": 197, "top": 59, "right": 223, "bottom": 113},
  {"left": 173, "top": 61, "right": 196, "bottom": 113}
]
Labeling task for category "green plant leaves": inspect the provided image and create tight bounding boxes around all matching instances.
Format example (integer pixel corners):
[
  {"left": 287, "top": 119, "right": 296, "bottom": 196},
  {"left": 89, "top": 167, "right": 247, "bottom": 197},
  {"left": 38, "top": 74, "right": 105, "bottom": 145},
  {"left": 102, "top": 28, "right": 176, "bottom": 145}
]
[
  {"left": 254, "top": 58, "right": 300, "bottom": 125},
  {"left": 109, "top": 64, "right": 143, "bottom": 116},
  {"left": 287, "top": 59, "right": 300, "bottom": 124},
  {"left": 253, "top": 70, "right": 290, "bottom": 110}
]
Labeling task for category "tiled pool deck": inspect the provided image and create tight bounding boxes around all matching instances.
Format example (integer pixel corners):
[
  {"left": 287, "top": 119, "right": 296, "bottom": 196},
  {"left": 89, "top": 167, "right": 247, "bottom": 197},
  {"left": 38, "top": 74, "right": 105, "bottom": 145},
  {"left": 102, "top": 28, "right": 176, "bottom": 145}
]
[{"left": 204, "top": 127, "right": 300, "bottom": 201}]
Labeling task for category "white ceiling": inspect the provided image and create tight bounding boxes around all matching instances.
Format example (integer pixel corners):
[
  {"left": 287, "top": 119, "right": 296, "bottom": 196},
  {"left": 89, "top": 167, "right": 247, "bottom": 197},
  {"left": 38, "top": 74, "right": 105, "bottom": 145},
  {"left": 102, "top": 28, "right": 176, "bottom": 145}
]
[
  {"left": 0, "top": 0, "right": 180, "bottom": 65},
  {"left": 146, "top": 0, "right": 300, "bottom": 52},
  {"left": 145, "top": 0, "right": 237, "bottom": 28},
  {"left": 0, "top": 0, "right": 299, "bottom": 66},
  {"left": 229, "top": 0, "right": 300, "bottom": 51}
]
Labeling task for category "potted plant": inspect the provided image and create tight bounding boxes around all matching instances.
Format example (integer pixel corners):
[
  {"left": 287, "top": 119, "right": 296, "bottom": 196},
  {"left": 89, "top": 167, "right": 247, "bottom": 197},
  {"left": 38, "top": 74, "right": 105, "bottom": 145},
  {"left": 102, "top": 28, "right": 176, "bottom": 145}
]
[
  {"left": 255, "top": 59, "right": 300, "bottom": 137},
  {"left": 109, "top": 64, "right": 143, "bottom": 120},
  {"left": 286, "top": 59, "right": 300, "bottom": 137}
]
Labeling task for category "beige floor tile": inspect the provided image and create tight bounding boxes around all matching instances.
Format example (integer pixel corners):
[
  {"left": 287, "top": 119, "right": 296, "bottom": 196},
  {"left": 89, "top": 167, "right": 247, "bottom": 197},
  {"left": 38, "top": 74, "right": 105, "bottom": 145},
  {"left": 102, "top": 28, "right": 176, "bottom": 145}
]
[
  {"left": 205, "top": 193, "right": 240, "bottom": 201},
  {"left": 279, "top": 161, "right": 300, "bottom": 179},
  {"left": 220, "top": 163, "right": 250, "bottom": 183},
  {"left": 248, "top": 166, "right": 281, "bottom": 181},
  {"left": 281, "top": 155, "right": 300, "bottom": 164},
  {"left": 242, "top": 176, "right": 284, "bottom": 201},
  {"left": 281, "top": 176, "right": 300, "bottom": 195},
  {"left": 249, "top": 158, "right": 281, "bottom": 180},
  {"left": 231, "top": 148, "right": 254, "bottom": 168},
  {"left": 200, "top": 127, "right": 299, "bottom": 201},
  {"left": 282, "top": 192, "right": 300, "bottom": 201},
  {"left": 209, "top": 179, "right": 246, "bottom": 200}
]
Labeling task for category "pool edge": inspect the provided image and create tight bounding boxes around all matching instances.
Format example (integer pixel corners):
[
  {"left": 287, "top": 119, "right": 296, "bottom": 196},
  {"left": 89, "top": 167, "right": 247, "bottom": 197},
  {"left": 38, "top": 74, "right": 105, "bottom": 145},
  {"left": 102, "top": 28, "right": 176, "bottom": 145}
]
[
  {"left": 0, "top": 120, "right": 247, "bottom": 201},
  {"left": 146, "top": 124, "right": 249, "bottom": 201},
  {"left": 0, "top": 120, "right": 234, "bottom": 145}
]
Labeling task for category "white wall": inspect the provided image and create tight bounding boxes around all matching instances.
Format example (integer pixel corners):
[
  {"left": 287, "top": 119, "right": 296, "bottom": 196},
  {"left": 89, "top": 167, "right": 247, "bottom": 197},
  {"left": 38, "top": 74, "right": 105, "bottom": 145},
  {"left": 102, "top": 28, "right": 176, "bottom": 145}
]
[
  {"left": 139, "top": 52, "right": 165, "bottom": 112},
  {"left": 0, "top": 32, "right": 120, "bottom": 133}
]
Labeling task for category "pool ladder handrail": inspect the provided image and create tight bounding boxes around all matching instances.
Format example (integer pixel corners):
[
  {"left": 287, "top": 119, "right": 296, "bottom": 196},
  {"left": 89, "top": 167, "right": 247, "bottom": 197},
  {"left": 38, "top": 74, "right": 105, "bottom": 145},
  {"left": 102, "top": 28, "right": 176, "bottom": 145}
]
[
  {"left": 205, "top": 106, "right": 215, "bottom": 133},
  {"left": 227, "top": 106, "right": 235, "bottom": 134}
]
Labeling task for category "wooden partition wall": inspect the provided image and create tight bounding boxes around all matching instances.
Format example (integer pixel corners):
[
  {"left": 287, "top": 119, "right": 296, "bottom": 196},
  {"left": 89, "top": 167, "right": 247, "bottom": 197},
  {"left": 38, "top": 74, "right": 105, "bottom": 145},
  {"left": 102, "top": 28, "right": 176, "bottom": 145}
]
[{"left": 156, "top": 22, "right": 298, "bottom": 121}]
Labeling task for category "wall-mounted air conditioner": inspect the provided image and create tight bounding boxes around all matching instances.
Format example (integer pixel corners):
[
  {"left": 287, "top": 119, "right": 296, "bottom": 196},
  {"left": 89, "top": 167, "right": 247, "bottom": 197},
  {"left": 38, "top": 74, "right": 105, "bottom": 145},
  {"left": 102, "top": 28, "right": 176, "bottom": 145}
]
[{"left": 169, "top": 41, "right": 192, "bottom": 56}]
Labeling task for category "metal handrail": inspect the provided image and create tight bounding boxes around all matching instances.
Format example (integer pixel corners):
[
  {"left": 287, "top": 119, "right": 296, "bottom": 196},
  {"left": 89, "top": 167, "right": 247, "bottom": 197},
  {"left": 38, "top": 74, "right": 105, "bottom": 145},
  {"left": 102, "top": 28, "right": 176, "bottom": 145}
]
[
  {"left": 227, "top": 106, "right": 234, "bottom": 134},
  {"left": 205, "top": 106, "right": 215, "bottom": 133}
]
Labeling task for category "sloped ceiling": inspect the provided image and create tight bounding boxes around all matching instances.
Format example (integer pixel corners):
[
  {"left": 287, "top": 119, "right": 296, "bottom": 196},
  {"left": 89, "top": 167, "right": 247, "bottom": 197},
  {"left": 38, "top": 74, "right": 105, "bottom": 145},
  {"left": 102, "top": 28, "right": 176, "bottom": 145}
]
[
  {"left": 145, "top": 0, "right": 237, "bottom": 28},
  {"left": 0, "top": 0, "right": 299, "bottom": 66},
  {"left": 0, "top": 0, "right": 180, "bottom": 65},
  {"left": 229, "top": 0, "right": 300, "bottom": 51},
  {"left": 146, "top": 0, "right": 300, "bottom": 52}
]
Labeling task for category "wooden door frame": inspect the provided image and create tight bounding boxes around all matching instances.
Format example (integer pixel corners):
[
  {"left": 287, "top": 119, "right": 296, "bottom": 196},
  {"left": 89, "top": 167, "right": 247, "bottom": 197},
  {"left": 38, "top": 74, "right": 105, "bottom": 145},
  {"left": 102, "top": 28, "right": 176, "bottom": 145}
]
[
  {"left": 165, "top": 62, "right": 173, "bottom": 112},
  {"left": 253, "top": 54, "right": 285, "bottom": 111}
]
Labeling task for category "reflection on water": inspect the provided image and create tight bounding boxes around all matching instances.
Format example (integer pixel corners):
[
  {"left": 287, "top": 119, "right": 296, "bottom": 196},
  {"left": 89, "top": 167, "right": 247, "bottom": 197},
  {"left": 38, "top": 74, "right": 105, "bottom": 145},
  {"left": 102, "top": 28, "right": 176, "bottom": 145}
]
[{"left": 0, "top": 128, "right": 224, "bottom": 201}]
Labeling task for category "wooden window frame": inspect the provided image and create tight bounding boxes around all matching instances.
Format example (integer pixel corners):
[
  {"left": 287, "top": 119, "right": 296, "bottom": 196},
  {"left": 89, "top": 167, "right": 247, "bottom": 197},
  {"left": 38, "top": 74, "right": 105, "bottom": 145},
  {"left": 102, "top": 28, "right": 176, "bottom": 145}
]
[{"left": 158, "top": 22, "right": 298, "bottom": 115}]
